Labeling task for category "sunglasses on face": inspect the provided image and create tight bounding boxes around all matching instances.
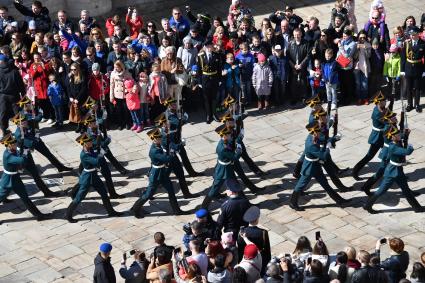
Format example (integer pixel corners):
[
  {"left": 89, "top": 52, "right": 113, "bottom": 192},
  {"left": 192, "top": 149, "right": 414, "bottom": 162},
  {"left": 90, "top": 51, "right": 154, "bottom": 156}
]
[
  {"left": 71, "top": 68, "right": 77, "bottom": 71},
  {"left": 91, "top": 32, "right": 99, "bottom": 35},
  {"left": 320, "top": 34, "right": 326, "bottom": 37},
  {"left": 148, "top": 25, "right": 153, "bottom": 27},
  {"left": 372, "top": 17, "right": 379, "bottom": 19}
]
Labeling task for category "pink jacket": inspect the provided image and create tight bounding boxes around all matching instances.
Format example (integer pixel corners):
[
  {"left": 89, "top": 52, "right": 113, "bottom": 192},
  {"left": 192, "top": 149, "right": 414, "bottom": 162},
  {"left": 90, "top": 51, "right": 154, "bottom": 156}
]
[{"left": 126, "top": 86, "right": 141, "bottom": 110}]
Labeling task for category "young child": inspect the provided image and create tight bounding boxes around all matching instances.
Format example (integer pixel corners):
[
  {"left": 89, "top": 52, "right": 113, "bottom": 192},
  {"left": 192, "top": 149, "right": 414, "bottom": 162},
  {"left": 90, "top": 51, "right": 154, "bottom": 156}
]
[
  {"left": 222, "top": 53, "right": 241, "bottom": 102},
  {"left": 322, "top": 49, "right": 339, "bottom": 110},
  {"left": 47, "top": 73, "right": 65, "bottom": 128},
  {"left": 383, "top": 44, "right": 401, "bottom": 110},
  {"left": 138, "top": 72, "right": 152, "bottom": 128},
  {"left": 252, "top": 53, "right": 273, "bottom": 110},
  {"left": 235, "top": 42, "right": 254, "bottom": 105},
  {"left": 309, "top": 59, "right": 325, "bottom": 99},
  {"left": 330, "top": 0, "right": 349, "bottom": 32},
  {"left": 124, "top": 79, "right": 142, "bottom": 133},
  {"left": 365, "top": 0, "right": 386, "bottom": 43}
]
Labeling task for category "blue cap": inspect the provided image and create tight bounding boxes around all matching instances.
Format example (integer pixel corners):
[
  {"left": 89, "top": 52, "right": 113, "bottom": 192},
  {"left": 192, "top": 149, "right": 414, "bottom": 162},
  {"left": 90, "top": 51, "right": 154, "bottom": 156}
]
[
  {"left": 225, "top": 178, "right": 242, "bottom": 192},
  {"left": 195, "top": 208, "right": 208, "bottom": 218},
  {"left": 99, "top": 242, "right": 112, "bottom": 253},
  {"left": 0, "top": 54, "right": 7, "bottom": 61},
  {"left": 191, "top": 65, "right": 198, "bottom": 72}
]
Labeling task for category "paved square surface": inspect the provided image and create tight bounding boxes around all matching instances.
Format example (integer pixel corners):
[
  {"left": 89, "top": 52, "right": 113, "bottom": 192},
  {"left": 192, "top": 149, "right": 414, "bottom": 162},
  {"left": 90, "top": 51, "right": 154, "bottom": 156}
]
[{"left": 1, "top": 1, "right": 424, "bottom": 282}]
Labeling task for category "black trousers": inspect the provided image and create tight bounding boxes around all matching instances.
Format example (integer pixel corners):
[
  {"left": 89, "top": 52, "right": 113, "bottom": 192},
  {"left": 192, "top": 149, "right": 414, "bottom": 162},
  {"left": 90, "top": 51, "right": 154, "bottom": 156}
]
[
  {"left": 201, "top": 76, "right": 218, "bottom": 120},
  {"left": 404, "top": 75, "right": 421, "bottom": 107},
  {"left": 113, "top": 98, "right": 132, "bottom": 127},
  {"left": 339, "top": 69, "right": 355, "bottom": 105},
  {"left": 0, "top": 94, "right": 19, "bottom": 133},
  {"left": 38, "top": 99, "right": 55, "bottom": 120}
]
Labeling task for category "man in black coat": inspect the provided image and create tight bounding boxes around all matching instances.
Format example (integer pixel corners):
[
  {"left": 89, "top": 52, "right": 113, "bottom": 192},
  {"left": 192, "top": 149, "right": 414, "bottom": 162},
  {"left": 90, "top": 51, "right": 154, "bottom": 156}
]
[
  {"left": 216, "top": 178, "right": 251, "bottom": 241},
  {"left": 237, "top": 206, "right": 271, "bottom": 276},
  {"left": 93, "top": 243, "right": 116, "bottom": 283},
  {"left": 0, "top": 54, "right": 25, "bottom": 136}
]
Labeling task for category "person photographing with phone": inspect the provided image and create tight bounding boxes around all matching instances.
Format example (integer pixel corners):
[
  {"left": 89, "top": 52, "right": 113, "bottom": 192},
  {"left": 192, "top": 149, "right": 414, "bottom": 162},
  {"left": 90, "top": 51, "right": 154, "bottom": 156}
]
[
  {"left": 119, "top": 249, "right": 148, "bottom": 283},
  {"left": 375, "top": 237, "right": 410, "bottom": 283}
]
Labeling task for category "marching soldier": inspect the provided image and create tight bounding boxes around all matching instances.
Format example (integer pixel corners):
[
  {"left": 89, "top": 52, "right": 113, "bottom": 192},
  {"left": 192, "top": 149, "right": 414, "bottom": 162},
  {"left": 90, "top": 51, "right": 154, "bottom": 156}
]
[
  {"left": 154, "top": 112, "right": 197, "bottom": 198},
  {"left": 197, "top": 39, "right": 222, "bottom": 124},
  {"left": 312, "top": 108, "right": 351, "bottom": 192},
  {"left": 68, "top": 115, "right": 125, "bottom": 199},
  {"left": 16, "top": 96, "right": 73, "bottom": 172},
  {"left": 65, "top": 133, "right": 123, "bottom": 223},
  {"left": 131, "top": 128, "right": 190, "bottom": 218},
  {"left": 199, "top": 124, "right": 243, "bottom": 209},
  {"left": 12, "top": 113, "right": 63, "bottom": 197},
  {"left": 289, "top": 121, "right": 348, "bottom": 211},
  {"left": 361, "top": 109, "right": 399, "bottom": 195},
  {"left": 363, "top": 127, "right": 424, "bottom": 213},
  {"left": 352, "top": 92, "right": 387, "bottom": 180},
  {"left": 0, "top": 133, "right": 50, "bottom": 221},
  {"left": 400, "top": 26, "right": 425, "bottom": 113},
  {"left": 162, "top": 96, "right": 203, "bottom": 177},
  {"left": 219, "top": 111, "right": 264, "bottom": 193},
  {"left": 222, "top": 95, "right": 268, "bottom": 176}
]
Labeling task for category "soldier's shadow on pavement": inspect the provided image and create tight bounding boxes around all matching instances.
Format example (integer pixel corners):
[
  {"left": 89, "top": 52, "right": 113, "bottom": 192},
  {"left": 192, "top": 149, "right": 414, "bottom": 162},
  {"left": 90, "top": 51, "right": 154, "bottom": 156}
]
[{"left": 406, "top": 167, "right": 425, "bottom": 182}]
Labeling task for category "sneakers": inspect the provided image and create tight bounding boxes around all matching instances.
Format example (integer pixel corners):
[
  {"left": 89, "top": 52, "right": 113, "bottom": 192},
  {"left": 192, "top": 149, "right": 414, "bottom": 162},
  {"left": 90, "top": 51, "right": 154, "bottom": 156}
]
[
  {"left": 47, "top": 119, "right": 55, "bottom": 125},
  {"left": 131, "top": 124, "right": 137, "bottom": 131},
  {"left": 135, "top": 125, "right": 143, "bottom": 133}
]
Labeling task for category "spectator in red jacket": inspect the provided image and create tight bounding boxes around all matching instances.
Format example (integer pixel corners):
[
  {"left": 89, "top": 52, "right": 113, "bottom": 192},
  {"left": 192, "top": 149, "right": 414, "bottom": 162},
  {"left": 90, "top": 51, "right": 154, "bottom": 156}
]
[
  {"left": 105, "top": 15, "right": 121, "bottom": 38},
  {"left": 126, "top": 7, "right": 143, "bottom": 40},
  {"left": 88, "top": 63, "right": 109, "bottom": 102}
]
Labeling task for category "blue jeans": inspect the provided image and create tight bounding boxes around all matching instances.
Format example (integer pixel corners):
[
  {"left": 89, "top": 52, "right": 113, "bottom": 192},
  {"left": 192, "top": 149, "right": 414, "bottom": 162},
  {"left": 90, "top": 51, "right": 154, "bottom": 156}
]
[
  {"left": 354, "top": 70, "right": 368, "bottom": 100},
  {"left": 130, "top": 110, "right": 141, "bottom": 126},
  {"left": 240, "top": 80, "right": 252, "bottom": 104},
  {"left": 140, "top": 103, "right": 150, "bottom": 123},
  {"left": 53, "top": 104, "right": 63, "bottom": 125}
]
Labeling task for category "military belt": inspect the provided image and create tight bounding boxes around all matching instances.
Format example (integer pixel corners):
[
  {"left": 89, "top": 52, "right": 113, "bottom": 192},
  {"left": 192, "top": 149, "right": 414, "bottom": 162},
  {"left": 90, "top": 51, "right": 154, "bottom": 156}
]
[
  {"left": 202, "top": 71, "right": 217, "bottom": 76},
  {"left": 305, "top": 157, "right": 319, "bottom": 162},
  {"left": 83, "top": 168, "right": 97, "bottom": 172},
  {"left": 384, "top": 143, "right": 390, "bottom": 147},
  {"left": 407, "top": 59, "right": 421, "bottom": 64},
  {"left": 390, "top": 160, "right": 403, "bottom": 166},
  {"left": 218, "top": 160, "right": 233, "bottom": 165},
  {"left": 372, "top": 126, "right": 384, "bottom": 132},
  {"left": 3, "top": 169, "right": 18, "bottom": 175},
  {"left": 152, "top": 164, "right": 166, "bottom": 169}
]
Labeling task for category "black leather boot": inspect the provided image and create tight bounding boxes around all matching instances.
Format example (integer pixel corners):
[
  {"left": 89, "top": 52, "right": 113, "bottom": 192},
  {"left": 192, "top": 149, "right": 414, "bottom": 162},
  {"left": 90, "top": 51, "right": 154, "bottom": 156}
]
[
  {"left": 169, "top": 194, "right": 191, "bottom": 215},
  {"left": 293, "top": 160, "right": 303, "bottom": 179},
  {"left": 105, "top": 178, "right": 125, "bottom": 199},
  {"left": 102, "top": 197, "right": 124, "bottom": 217},
  {"left": 35, "top": 175, "right": 63, "bottom": 197},
  {"left": 326, "top": 189, "right": 349, "bottom": 207},
  {"left": 105, "top": 150, "right": 129, "bottom": 175},
  {"left": 65, "top": 202, "right": 79, "bottom": 223},
  {"left": 24, "top": 198, "right": 50, "bottom": 221},
  {"left": 363, "top": 194, "right": 379, "bottom": 214},
  {"left": 289, "top": 191, "right": 304, "bottom": 211},
  {"left": 352, "top": 158, "right": 368, "bottom": 180},
  {"left": 361, "top": 176, "right": 378, "bottom": 196},
  {"left": 131, "top": 198, "right": 148, "bottom": 219}
]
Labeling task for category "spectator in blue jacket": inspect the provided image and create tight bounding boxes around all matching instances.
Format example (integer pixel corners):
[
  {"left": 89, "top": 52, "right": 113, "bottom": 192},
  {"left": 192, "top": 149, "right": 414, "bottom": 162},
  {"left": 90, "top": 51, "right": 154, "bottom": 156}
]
[
  {"left": 119, "top": 250, "right": 147, "bottom": 283},
  {"left": 322, "top": 48, "right": 339, "bottom": 110},
  {"left": 0, "top": 6, "right": 14, "bottom": 37},
  {"left": 47, "top": 73, "right": 65, "bottom": 128},
  {"left": 222, "top": 53, "right": 241, "bottom": 101},
  {"left": 59, "top": 27, "right": 88, "bottom": 54},
  {"left": 268, "top": 44, "right": 288, "bottom": 106},
  {"left": 235, "top": 42, "right": 255, "bottom": 105},
  {"left": 107, "top": 41, "right": 127, "bottom": 72},
  {"left": 14, "top": 0, "right": 51, "bottom": 33},
  {"left": 131, "top": 34, "right": 158, "bottom": 58},
  {"left": 376, "top": 237, "right": 409, "bottom": 283},
  {"left": 169, "top": 7, "right": 190, "bottom": 39}
]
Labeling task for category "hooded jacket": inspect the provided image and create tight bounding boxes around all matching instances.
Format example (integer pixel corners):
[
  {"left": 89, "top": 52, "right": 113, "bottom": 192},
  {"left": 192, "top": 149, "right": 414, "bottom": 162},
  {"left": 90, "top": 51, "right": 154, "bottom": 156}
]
[
  {"left": 0, "top": 63, "right": 25, "bottom": 97},
  {"left": 93, "top": 253, "right": 116, "bottom": 283}
]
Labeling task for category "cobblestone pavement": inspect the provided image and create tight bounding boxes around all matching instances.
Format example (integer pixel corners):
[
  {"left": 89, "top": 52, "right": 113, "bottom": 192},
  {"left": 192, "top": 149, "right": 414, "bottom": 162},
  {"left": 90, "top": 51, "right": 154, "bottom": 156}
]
[{"left": 1, "top": 1, "right": 425, "bottom": 282}]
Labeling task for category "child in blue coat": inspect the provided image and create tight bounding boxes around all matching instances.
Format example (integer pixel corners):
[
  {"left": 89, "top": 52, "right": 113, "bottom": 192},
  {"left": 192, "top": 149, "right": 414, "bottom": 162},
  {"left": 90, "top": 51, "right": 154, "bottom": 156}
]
[
  {"left": 47, "top": 73, "right": 65, "bottom": 128},
  {"left": 322, "top": 49, "right": 339, "bottom": 110}
]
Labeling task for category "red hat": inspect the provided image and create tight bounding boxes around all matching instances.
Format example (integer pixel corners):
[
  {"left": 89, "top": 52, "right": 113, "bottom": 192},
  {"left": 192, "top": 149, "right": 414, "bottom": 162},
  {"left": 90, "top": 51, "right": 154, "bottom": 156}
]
[
  {"left": 389, "top": 44, "right": 399, "bottom": 53},
  {"left": 244, "top": 244, "right": 258, "bottom": 260},
  {"left": 124, "top": 79, "right": 135, "bottom": 90},
  {"left": 257, "top": 53, "right": 266, "bottom": 62}
]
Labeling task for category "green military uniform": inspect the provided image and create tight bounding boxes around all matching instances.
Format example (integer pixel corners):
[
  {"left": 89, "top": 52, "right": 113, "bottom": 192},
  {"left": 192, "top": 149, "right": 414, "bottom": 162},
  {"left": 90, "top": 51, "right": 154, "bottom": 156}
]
[
  {"left": 352, "top": 92, "right": 386, "bottom": 179},
  {"left": 200, "top": 124, "right": 242, "bottom": 209},
  {"left": 131, "top": 128, "right": 188, "bottom": 218},
  {"left": 289, "top": 122, "right": 347, "bottom": 211},
  {"left": 363, "top": 127, "right": 424, "bottom": 213},
  {"left": 65, "top": 133, "right": 122, "bottom": 223},
  {"left": 0, "top": 133, "right": 48, "bottom": 221}
]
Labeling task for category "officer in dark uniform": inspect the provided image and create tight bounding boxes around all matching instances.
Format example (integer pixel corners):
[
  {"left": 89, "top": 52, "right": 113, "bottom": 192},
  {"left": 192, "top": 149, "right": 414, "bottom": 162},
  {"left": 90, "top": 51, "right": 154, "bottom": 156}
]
[
  {"left": 289, "top": 121, "right": 348, "bottom": 211},
  {"left": 12, "top": 113, "right": 63, "bottom": 197},
  {"left": 363, "top": 126, "right": 424, "bottom": 213},
  {"left": 162, "top": 96, "right": 203, "bottom": 177},
  {"left": 352, "top": 92, "right": 386, "bottom": 179},
  {"left": 82, "top": 97, "right": 129, "bottom": 175},
  {"left": 0, "top": 133, "right": 49, "bottom": 221},
  {"left": 65, "top": 133, "right": 123, "bottom": 223},
  {"left": 131, "top": 128, "right": 190, "bottom": 218},
  {"left": 197, "top": 38, "right": 222, "bottom": 124},
  {"left": 68, "top": 115, "right": 124, "bottom": 199},
  {"left": 199, "top": 124, "right": 243, "bottom": 209},
  {"left": 219, "top": 110, "right": 264, "bottom": 193},
  {"left": 216, "top": 178, "right": 251, "bottom": 241},
  {"left": 237, "top": 206, "right": 271, "bottom": 276},
  {"left": 16, "top": 96, "right": 73, "bottom": 172},
  {"left": 401, "top": 26, "right": 425, "bottom": 113},
  {"left": 154, "top": 112, "right": 196, "bottom": 198}
]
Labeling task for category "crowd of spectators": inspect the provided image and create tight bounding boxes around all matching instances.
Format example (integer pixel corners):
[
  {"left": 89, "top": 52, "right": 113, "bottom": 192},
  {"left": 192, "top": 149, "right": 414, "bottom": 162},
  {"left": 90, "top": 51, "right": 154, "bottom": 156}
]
[{"left": 0, "top": 0, "right": 424, "bottom": 136}]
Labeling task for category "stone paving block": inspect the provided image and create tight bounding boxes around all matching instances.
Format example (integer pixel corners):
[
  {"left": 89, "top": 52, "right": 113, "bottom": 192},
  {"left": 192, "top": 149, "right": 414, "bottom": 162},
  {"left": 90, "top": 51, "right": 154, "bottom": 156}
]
[
  {"left": 49, "top": 244, "right": 84, "bottom": 261},
  {"left": 314, "top": 214, "right": 348, "bottom": 230},
  {"left": 26, "top": 267, "right": 63, "bottom": 283},
  {"left": 0, "top": 262, "right": 17, "bottom": 278},
  {"left": 14, "top": 257, "right": 49, "bottom": 276}
]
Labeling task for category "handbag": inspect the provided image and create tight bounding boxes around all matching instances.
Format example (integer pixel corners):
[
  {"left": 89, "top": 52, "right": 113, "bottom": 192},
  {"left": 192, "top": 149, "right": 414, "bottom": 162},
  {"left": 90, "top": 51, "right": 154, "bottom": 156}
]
[
  {"left": 69, "top": 102, "right": 81, "bottom": 123},
  {"left": 336, "top": 53, "right": 351, "bottom": 68}
]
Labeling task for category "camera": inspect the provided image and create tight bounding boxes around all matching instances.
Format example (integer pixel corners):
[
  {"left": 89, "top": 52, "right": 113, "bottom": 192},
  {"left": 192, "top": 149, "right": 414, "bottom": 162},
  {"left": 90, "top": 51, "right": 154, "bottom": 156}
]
[{"left": 183, "top": 222, "right": 192, "bottom": 235}]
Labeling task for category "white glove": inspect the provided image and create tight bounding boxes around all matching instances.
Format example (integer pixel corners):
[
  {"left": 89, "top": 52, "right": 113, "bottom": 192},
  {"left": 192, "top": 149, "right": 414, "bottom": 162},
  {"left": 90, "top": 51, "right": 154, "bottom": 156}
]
[
  {"left": 169, "top": 148, "right": 175, "bottom": 156},
  {"left": 35, "top": 132, "right": 40, "bottom": 139},
  {"left": 102, "top": 111, "right": 108, "bottom": 120},
  {"left": 197, "top": 84, "right": 202, "bottom": 89},
  {"left": 422, "top": 72, "right": 425, "bottom": 77},
  {"left": 326, "top": 142, "right": 334, "bottom": 149},
  {"left": 23, "top": 148, "right": 29, "bottom": 156},
  {"left": 236, "top": 143, "right": 242, "bottom": 151},
  {"left": 183, "top": 112, "right": 189, "bottom": 120},
  {"left": 181, "top": 138, "right": 186, "bottom": 146},
  {"left": 99, "top": 148, "right": 106, "bottom": 157},
  {"left": 240, "top": 128, "right": 245, "bottom": 138},
  {"left": 69, "top": 97, "right": 74, "bottom": 102},
  {"left": 400, "top": 72, "right": 405, "bottom": 76}
]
